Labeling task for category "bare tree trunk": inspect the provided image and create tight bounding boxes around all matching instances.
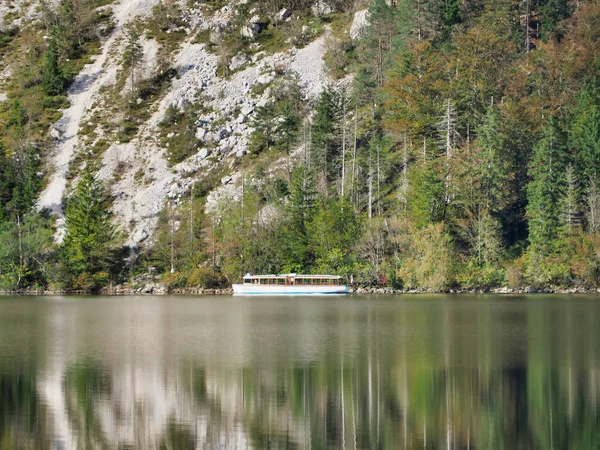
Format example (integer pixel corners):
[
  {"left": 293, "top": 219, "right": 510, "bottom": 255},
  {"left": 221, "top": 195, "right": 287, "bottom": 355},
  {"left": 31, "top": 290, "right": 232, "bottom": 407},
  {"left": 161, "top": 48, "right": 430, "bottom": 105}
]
[
  {"left": 417, "top": 0, "right": 422, "bottom": 41},
  {"left": 525, "top": 0, "right": 531, "bottom": 52},
  {"left": 169, "top": 201, "right": 175, "bottom": 274},
  {"left": 241, "top": 176, "right": 245, "bottom": 225},
  {"left": 17, "top": 214, "right": 23, "bottom": 287},
  {"left": 341, "top": 93, "right": 348, "bottom": 200},
  {"left": 376, "top": 24, "right": 384, "bottom": 88},
  {"left": 587, "top": 179, "right": 600, "bottom": 233},
  {"left": 377, "top": 142, "right": 381, "bottom": 216},
  {"left": 189, "top": 186, "right": 194, "bottom": 261},
  {"left": 368, "top": 149, "right": 373, "bottom": 220},
  {"left": 351, "top": 105, "right": 358, "bottom": 208},
  {"left": 400, "top": 134, "right": 409, "bottom": 212}
]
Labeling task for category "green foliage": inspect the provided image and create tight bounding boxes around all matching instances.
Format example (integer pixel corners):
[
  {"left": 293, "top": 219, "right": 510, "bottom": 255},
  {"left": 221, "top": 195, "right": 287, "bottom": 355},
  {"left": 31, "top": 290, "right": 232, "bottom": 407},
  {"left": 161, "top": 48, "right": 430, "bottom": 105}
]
[
  {"left": 42, "top": 29, "right": 65, "bottom": 97},
  {"left": 473, "top": 105, "right": 510, "bottom": 211},
  {"left": 308, "top": 198, "right": 362, "bottom": 274},
  {"left": 540, "top": 0, "right": 570, "bottom": 42},
  {"left": 0, "top": 27, "right": 18, "bottom": 50},
  {"left": 249, "top": 74, "right": 304, "bottom": 155},
  {"left": 406, "top": 160, "right": 446, "bottom": 228},
  {"left": 526, "top": 117, "right": 568, "bottom": 255},
  {"left": 0, "top": 213, "right": 54, "bottom": 290},
  {"left": 2, "top": 0, "right": 600, "bottom": 292},
  {"left": 122, "top": 27, "right": 143, "bottom": 88},
  {"left": 150, "top": 194, "right": 206, "bottom": 275},
  {"left": 398, "top": 222, "right": 456, "bottom": 291},
  {"left": 11, "top": 146, "right": 42, "bottom": 216},
  {"left": 571, "top": 65, "right": 600, "bottom": 182},
  {"left": 8, "top": 99, "right": 27, "bottom": 139},
  {"left": 61, "top": 166, "right": 116, "bottom": 287}
]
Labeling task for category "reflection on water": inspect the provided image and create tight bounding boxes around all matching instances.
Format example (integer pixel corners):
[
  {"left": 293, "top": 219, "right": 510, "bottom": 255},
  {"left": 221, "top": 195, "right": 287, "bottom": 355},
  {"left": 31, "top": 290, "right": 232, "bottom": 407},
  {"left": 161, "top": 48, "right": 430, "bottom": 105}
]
[{"left": 0, "top": 295, "right": 599, "bottom": 449}]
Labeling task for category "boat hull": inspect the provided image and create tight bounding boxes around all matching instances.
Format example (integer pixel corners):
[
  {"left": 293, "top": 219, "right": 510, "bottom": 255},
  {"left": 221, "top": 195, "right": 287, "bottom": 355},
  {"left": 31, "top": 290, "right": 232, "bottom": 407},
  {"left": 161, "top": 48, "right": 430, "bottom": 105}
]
[{"left": 232, "top": 284, "right": 350, "bottom": 295}]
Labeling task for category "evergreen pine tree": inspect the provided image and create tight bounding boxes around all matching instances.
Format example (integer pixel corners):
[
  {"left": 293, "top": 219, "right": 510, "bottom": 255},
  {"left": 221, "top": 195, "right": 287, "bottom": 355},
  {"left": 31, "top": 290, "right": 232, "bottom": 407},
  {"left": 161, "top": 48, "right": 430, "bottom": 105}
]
[
  {"left": 441, "top": 0, "right": 461, "bottom": 28},
  {"left": 122, "top": 27, "right": 143, "bottom": 99},
  {"left": 8, "top": 99, "right": 27, "bottom": 138},
  {"left": 311, "top": 88, "right": 339, "bottom": 191},
  {"left": 42, "top": 28, "right": 65, "bottom": 96},
  {"left": 11, "top": 146, "right": 41, "bottom": 216},
  {"left": 526, "top": 116, "right": 568, "bottom": 253},
  {"left": 62, "top": 166, "right": 115, "bottom": 279},
  {"left": 560, "top": 163, "right": 580, "bottom": 233},
  {"left": 540, "top": 0, "right": 570, "bottom": 41},
  {"left": 571, "top": 68, "right": 600, "bottom": 182},
  {"left": 475, "top": 105, "right": 509, "bottom": 211},
  {"left": 0, "top": 143, "right": 12, "bottom": 222},
  {"left": 406, "top": 160, "right": 446, "bottom": 228},
  {"left": 284, "top": 164, "right": 317, "bottom": 271}
]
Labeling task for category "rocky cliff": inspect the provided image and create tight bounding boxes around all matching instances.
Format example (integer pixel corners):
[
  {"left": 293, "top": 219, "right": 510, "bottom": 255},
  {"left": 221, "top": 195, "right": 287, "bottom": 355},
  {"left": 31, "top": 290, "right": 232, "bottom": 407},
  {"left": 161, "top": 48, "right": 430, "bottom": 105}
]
[{"left": 1, "top": 0, "right": 362, "bottom": 245}]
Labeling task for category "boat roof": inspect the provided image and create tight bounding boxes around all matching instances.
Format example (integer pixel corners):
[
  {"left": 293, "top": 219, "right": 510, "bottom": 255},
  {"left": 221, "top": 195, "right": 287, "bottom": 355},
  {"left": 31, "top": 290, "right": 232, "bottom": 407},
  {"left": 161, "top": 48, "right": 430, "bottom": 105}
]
[{"left": 243, "top": 273, "right": 343, "bottom": 279}]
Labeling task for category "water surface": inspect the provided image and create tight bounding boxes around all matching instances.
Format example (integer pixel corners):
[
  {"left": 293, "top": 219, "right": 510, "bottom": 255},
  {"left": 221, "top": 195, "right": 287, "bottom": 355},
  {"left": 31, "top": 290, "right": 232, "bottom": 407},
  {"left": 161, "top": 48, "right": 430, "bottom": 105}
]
[{"left": 0, "top": 294, "right": 599, "bottom": 449}]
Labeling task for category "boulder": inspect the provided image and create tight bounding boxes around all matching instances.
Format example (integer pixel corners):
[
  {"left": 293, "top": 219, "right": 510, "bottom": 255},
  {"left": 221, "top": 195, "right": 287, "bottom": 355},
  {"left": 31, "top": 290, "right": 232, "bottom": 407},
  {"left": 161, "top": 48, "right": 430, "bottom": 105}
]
[
  {"left": 221, "top": 175, "right": 233, "bottom": 185},
  {"left": 133, "top": 228, "right": 149, "bottom": 243},
  {"left": 275, "top": 8, "right": 292, "bottom": 23},
  {"left": 350, "top": 10, "right": 369, "bottom": 40},
  {"left": 235, "top": 149, "right": 247, "bottom": 158},
  {"left": 311, "top": 0, "right": 335, "bottom": 17},
  {"left": 242, "top": 15, "right": 262, "bottom": 39},
  {"left": 50, "top": 128, "right": 61, "bottom": 139},
  {"left": 241, "top": 104, "right": 255, "bottom": 116},
  {"left": 218, "top": 143, "right": 232, "bottom": 155},
  {"left": 204, "top": 132, "right": 217, "bottom": 143},
  {"left": 217, "top": 126, "right": 232, "bottom": 140},
  {"left": 257, "top": 73, "right": 274, "bottom": 85},
  {"left": 209, "top": 29, "right": 223, "bottom": 44},
  {"left": 229, "top": 53, "right": 249, "bottom": 71},
  {"left": 195, "top": 127, "right": 207, "bottom": 140},
  {"left": 199, "top": 148, "right": 211, "bottom": 159}
]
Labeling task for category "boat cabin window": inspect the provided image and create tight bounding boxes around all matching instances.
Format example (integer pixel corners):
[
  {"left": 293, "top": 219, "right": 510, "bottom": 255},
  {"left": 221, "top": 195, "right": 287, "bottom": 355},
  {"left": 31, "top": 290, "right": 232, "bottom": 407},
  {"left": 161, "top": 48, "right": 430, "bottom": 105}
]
[{"left": 278, "top": 279, "right": 285, "bottom": 285}]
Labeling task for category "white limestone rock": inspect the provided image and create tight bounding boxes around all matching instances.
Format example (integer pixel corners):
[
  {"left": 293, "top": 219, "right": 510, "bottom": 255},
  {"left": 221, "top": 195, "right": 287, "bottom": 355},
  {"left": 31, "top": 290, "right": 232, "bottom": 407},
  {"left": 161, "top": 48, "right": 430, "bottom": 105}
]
[
  {"left": 229, "top": 53, "right": 249, "bottom": 71},
  {"left": 275, "top": 8, "right": 292, "bottom": 23},
  {"left": 350, "top": 10, "right": 369, "bottom": 40},
  {"left": 195, "top": 127, "right": 207, "bottom": 140},
  {"left": 311, "top": 0, "right": 335, "bottom": 17}
]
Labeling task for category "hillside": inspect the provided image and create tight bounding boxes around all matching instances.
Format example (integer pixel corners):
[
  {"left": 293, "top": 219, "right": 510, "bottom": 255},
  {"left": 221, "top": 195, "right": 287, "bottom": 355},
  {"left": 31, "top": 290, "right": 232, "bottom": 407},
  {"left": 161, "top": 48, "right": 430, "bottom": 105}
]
[{"left": 1, "top": 0, "right": 600, "bottom": 292}]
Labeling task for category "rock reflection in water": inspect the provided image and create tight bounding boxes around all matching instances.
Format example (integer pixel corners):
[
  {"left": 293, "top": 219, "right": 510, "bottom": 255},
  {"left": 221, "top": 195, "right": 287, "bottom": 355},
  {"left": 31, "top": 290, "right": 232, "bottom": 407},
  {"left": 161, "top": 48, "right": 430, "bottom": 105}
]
[{"left": 0, "top": 295, "right": 599, "bottom": 449}]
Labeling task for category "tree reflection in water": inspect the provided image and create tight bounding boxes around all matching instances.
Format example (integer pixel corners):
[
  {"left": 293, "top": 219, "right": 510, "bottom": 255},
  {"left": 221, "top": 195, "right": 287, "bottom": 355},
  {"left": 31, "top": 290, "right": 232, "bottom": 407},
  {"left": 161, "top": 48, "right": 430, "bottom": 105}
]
[{"left": 0, "top": 295, "right": 598, "bottom": 449}]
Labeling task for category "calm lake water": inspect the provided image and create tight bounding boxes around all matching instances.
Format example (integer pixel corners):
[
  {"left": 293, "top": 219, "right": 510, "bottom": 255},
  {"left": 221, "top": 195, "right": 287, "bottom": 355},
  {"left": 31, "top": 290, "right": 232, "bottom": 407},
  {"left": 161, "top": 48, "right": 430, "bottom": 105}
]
[{"left": 0, "top": 294, "right": 599, "bottom": 449}]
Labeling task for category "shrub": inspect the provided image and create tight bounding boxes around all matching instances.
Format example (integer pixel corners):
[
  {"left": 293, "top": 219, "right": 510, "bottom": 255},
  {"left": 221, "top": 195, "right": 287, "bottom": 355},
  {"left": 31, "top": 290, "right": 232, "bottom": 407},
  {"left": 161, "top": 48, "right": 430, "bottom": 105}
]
[{"left": 398, "top": 223, "right": 456, "bottom": 291}]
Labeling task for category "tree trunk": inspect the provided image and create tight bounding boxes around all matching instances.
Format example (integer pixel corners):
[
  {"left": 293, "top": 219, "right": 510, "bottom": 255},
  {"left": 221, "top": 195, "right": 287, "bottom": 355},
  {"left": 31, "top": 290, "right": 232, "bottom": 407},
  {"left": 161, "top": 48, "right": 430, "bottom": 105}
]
[
  {"left": 17, "top": 214, "right": 23, "bottom": 287},
  {"left": 341, "top": 94, "right": 348, "bottom": 200}
]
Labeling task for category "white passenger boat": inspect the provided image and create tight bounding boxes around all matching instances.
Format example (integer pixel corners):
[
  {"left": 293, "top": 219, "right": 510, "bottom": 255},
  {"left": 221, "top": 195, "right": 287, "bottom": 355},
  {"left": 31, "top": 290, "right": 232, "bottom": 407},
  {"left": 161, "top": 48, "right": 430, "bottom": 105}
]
[{"left": 232, "top": 274, "right": 350, "bottom": 295}]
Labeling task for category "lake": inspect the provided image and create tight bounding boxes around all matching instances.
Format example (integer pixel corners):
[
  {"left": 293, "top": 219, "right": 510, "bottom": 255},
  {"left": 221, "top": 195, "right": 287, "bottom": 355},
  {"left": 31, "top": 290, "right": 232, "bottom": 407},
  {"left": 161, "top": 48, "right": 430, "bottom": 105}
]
[{"left": 0, "top": 294, "right": 599, "bottom": 449}]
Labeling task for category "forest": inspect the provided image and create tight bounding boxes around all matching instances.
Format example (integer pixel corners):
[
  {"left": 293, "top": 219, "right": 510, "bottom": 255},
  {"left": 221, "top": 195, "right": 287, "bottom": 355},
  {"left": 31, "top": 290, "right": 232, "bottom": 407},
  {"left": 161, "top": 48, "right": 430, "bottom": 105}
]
[{"left": 1, "top": 0, "right": 600, "bottom": 292}]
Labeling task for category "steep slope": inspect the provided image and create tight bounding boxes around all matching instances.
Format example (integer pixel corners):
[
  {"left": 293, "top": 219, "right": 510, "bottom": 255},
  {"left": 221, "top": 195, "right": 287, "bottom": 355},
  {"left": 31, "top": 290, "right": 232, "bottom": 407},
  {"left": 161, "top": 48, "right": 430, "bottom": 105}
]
[
  {"left": 37, "top": 0, "right": 162, "bottom": 240},
  {"left": 36, "top": 0, "right": 338, "bottom": 245}
]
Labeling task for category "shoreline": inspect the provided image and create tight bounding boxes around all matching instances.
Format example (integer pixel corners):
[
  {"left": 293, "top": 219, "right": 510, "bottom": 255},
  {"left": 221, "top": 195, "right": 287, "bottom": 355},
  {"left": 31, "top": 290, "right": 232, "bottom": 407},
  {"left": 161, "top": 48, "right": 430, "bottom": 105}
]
[{"left": 1, "top": 286, "right": 599, "bottom": 296}]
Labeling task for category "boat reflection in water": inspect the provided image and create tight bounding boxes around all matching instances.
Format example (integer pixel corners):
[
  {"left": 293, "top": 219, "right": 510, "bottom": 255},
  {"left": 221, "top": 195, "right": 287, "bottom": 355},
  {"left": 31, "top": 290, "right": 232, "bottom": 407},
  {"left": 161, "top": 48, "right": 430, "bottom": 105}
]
[{"left": 0, "top": 295, "right": 599, "bottom": 449}]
